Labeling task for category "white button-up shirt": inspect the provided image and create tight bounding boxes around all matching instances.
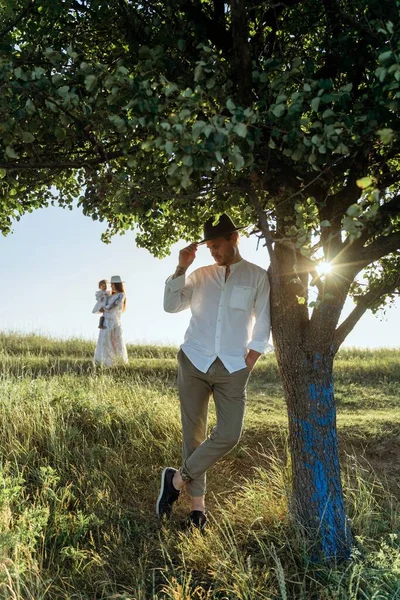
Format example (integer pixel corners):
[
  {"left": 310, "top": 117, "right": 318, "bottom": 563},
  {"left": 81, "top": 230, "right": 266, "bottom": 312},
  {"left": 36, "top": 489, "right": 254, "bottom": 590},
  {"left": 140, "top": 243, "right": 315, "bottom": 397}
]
[{"left": 164, "top": 259, "right": 271, "bottom": 373}]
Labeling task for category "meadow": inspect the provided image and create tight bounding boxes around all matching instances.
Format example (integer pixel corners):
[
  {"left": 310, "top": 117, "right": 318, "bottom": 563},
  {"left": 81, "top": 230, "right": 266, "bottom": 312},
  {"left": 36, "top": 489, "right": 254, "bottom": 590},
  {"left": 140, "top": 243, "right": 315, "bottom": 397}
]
[{"left": 0, "top": 333, "right": 399, "bottom": 599}]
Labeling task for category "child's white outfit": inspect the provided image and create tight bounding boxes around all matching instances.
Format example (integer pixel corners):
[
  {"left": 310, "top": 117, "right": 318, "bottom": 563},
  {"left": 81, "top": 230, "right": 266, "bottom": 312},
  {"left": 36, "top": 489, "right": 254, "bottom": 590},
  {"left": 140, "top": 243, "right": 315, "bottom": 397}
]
[{"left": 92, "top": 290, "right": 111, "bottom": 314}]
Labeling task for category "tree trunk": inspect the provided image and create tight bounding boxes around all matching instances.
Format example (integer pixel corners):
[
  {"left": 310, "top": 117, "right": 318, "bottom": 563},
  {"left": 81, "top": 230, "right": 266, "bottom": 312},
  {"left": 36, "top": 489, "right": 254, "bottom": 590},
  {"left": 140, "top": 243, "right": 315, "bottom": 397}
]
[
  {"left": 255, "top": 195, "right": 355, "bottom": 562},
  {"left": 274, "top": 337, "right": 355, "bottom": 562}
]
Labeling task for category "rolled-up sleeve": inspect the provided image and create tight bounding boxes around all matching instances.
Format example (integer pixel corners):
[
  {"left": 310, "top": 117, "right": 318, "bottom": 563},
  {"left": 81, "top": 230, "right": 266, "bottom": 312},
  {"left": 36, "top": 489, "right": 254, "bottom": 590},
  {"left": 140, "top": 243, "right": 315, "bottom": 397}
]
[
  {"left": 248, "top": 273, "right": 271, "bottom": 354},
  {"left": 164, "top": 274, "right": 194, "bottom": 313}
]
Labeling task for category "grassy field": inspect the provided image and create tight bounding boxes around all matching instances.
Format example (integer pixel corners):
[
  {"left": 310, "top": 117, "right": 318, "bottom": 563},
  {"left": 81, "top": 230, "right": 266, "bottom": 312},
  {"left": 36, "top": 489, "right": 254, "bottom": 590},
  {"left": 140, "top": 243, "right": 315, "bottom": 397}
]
[{"left": 0, "top": 333, "right": 399, "bottom": 599}]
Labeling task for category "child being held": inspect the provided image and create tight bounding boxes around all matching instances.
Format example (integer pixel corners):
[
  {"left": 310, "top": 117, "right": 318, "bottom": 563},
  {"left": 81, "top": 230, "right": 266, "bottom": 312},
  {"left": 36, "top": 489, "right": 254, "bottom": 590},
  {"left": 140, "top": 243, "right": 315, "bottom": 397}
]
[{"left": 92, "top": 279, "right": 111, "bottom": 329}]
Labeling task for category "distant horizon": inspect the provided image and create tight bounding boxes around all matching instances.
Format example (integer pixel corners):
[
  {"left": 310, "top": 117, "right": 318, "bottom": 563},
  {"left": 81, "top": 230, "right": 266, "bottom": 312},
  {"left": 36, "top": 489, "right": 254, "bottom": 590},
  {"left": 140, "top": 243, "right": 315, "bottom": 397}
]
[{"left": 1, "top": 328, "right": 399, "bottom": 352}]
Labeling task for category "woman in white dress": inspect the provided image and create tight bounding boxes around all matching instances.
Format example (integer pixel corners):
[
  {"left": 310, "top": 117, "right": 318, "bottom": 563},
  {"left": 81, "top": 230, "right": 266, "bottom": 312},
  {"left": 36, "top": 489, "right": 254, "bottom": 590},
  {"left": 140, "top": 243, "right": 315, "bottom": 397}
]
[{"left": 93, "top": 275, "right": 129, "bottom": 366}]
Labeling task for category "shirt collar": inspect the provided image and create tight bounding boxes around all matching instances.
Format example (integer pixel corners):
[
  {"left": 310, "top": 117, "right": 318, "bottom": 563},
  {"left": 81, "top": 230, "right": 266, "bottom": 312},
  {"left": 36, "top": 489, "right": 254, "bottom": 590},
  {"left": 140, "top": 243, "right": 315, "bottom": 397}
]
[
  {"left": 228, "top": 259, "right": 243, "bottom": 272},
  {"left": 216, "top": 258, "right": 243, "bottom": 272}
]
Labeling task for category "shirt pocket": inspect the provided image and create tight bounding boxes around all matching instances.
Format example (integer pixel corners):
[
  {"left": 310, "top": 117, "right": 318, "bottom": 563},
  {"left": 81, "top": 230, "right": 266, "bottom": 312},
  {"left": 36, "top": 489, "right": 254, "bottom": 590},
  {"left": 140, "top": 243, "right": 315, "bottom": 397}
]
[{"left": 229, "top": 285, "right": 256, "bottom": 311}]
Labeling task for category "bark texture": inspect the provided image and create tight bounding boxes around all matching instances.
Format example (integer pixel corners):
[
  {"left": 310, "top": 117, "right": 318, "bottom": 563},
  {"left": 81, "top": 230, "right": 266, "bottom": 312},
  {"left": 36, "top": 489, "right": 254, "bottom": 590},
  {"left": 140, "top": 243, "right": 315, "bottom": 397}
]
[{"left": 269, "top": 241, "right": 355, "bottom": 562}]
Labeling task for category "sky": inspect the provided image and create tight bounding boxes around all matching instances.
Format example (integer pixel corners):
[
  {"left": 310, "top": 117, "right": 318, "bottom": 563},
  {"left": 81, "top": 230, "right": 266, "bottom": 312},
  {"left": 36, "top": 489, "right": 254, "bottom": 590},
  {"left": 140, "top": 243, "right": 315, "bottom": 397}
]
[{"left": 1, "top": 203, "right": 399, "bottom": 348}]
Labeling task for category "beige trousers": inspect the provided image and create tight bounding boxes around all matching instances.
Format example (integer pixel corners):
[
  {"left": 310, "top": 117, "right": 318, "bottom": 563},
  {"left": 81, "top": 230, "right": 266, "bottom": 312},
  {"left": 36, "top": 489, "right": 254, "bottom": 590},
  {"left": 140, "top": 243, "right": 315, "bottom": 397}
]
[{"left": 177, "top": 349, "right": 250, "bottom": 497}]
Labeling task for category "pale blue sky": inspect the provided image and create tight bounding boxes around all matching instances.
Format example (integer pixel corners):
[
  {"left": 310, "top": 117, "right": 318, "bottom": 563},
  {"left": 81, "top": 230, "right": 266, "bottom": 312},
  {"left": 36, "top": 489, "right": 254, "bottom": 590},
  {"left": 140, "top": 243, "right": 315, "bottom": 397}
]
[{"left": 1, "top": 204, "right": 398, "bottom": 348}]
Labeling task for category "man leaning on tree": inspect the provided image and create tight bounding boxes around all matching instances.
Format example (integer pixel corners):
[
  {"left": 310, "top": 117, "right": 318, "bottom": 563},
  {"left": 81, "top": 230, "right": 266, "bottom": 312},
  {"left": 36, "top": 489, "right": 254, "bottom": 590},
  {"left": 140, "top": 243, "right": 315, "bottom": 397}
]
[{"left": 156, "top": 213, "right": 271, "bottom": 531}]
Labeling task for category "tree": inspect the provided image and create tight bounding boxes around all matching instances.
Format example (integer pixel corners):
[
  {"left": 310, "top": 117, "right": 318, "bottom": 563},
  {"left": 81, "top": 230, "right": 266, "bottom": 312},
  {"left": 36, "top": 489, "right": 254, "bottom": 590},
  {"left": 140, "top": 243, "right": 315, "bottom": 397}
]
[{"left": 1, "top": 0, "right": 399, "bottom": 562}]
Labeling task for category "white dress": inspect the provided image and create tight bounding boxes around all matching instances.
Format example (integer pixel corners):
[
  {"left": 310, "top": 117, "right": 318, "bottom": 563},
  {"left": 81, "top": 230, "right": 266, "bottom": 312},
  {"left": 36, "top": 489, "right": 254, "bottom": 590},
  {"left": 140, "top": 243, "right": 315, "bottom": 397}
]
[{"left": 93, "top": 292, "right": 128, "bottom": 366}]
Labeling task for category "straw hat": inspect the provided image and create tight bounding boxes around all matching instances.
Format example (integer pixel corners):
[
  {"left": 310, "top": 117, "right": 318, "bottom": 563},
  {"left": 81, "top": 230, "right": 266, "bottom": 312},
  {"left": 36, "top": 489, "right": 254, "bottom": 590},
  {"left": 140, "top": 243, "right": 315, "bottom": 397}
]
[{"left": 110, "top": 275, "right": 125, "bottom": 284}]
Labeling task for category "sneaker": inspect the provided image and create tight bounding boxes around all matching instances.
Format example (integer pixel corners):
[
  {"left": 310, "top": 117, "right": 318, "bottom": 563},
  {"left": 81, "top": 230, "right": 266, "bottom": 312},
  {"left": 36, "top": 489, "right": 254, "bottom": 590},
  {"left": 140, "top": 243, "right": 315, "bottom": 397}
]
[
  {"left": 185, "top": 510, "right": 207, "bottom": 532},
  {"left": 156, "top": 467, "right": 180, "bottom": 518}
]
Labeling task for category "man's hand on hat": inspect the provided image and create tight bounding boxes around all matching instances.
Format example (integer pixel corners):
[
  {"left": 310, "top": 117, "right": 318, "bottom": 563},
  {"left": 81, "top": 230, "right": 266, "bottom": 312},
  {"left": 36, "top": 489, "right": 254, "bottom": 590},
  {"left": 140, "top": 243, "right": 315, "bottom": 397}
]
[{"left": 178, "top": 243, "right": 198, "bottom": 270}]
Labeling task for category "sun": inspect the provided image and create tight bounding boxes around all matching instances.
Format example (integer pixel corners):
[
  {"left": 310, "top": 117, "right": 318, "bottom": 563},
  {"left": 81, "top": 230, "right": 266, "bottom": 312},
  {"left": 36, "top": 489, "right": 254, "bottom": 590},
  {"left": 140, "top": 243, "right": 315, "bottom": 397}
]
[{"left": 316, "top": 261, "right": 332, "bottom": 276}]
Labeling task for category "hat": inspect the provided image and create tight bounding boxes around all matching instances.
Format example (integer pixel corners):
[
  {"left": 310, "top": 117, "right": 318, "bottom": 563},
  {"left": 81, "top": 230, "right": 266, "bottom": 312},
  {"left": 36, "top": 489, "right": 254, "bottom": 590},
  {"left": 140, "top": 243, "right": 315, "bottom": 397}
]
[
  {"left": 110, "top": 275, "right": 125, "bottom": 284},
  {"left": 199, "top": 214, "right": 245, "bottom": 244}
]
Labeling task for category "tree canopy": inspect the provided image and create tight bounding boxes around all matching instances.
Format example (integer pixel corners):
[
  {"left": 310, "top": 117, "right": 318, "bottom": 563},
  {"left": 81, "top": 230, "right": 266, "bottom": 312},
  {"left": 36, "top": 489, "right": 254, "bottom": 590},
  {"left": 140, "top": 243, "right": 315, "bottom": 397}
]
[{"left": 1, "top": 0, "right": 399, "bottom": 336}]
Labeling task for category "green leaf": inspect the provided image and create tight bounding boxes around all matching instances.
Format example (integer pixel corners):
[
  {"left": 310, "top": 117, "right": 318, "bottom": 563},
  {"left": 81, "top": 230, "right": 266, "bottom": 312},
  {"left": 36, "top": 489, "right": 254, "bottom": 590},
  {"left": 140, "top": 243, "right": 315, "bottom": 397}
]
[
  {"left": 308, "top": 153, "right": 318, "bottom": 166},
  {"left": 167, "top": 162, "right": 178, "bottom": 176},
  {"left": 178, "top": 109, "right": 191, "bottom": 120},
  {"left": 291, "top": 149, "right": 303, "bottom": 161},
  {"left": 109, "top": 115, "right": 127, "bottom": 132},
  {"left": 165, "top": 141, "right": 174, "bottom": 155},
  {"left": 165, "top": 82, "right": 178, "bottom": 96},
  {"left": 311, "top": 97, "right": 320, "bottom": 112},
  {"left": 375, "top": 66, "right": 387, "bottom": 82},
  {"left": 378, "top": 51, "right": 392, "bottom": 63},
  {"left": 333, "top": 143, "right": 349, "bottom": 155},
  {"left": 58, "top": 85, "right": 70, "bottom": 97},
  {"left": 272, "top": 104, "right": 285, "bottom": 118},
  {"left": 347, "top": 204, "right": 362, "bottom": 217},
  {"left": 322, "top": 109, "right": 335, "bottom": 119},
  {"left": 0, "top": 168, "right": 6, "bottom": 179},
  {"left": 230, "top": 149, "right": 244, "bottom": 171},
  {"left": 5, "top": 146, "right": 18, "bottom": 159},
  {"left": 85, "top": 74, "right": 98, "bottom": 92},
  {"left": 25, "top": 99, "right": 36, "bottom": 114},
  {"left": 234, "top": 123, "right": 248, "bottom": 138},
  {"left": 343, "top": 216, "right": 361, "bottom": 234},
  {"left": 52, "top": 74, "right": 63, "bottom": 85},
  {"left": 141, "top": 140, "right": 152, "bottom": 152},
  {"left": 377, "top": 128, "right": 394, "bottom": 144},
  {"left": 341, "top": 83, "right": 353, "bottom": 92},
  {"left": 182, "top": 154, "right": 193, "bottom": 167},
  {"left": 303, "top": 83, "right": 312, "bottom": 92},
  {"left": 356, "top": 177, "right": 372, "bottom": 189},
  {"left": 226, "top": 98, "right": 236, "bottom": 113},
  {"left": 192, "top": 120, "right": 206, "bottom": 141},
  {"left": 320, "top": 220, "right": 331, "bottom": 228},
  {"left": 194, "top": 62, "right": 205, "bottom": 82},
  {"left": 21, "top": 132, "right": 35, "bottom": 143}
]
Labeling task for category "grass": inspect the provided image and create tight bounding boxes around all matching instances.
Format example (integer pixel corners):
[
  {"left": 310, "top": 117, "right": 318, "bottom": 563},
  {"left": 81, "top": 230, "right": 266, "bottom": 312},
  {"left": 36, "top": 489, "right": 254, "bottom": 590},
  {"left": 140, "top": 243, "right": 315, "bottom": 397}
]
[{"left": 0, "top": 333, "right": 399, "bottom": 599}]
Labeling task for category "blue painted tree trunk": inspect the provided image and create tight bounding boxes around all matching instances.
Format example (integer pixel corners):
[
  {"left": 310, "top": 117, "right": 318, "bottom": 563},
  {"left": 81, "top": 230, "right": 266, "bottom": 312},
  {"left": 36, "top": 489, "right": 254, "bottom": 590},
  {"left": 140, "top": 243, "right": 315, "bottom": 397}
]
[
  {"left": 278, "top": 348, "right": 354, "bottom": 562},
  {"left": 263, "top": 211, "right": 355, "bottom": 562}
]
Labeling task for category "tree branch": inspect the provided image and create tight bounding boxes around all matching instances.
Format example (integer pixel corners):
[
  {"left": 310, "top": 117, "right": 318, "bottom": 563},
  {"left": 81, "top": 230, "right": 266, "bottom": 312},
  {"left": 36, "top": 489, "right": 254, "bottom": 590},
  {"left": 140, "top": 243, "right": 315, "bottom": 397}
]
[
  {"left": 0, "top": 150, "right": 127, "bottom": 170},
  {"left": 231, "top": 0, "right": 252, "bottom": 105},
  {"left": 334, "top": 270, "right": 400, "bottom": 350},
  {"left": 213, "top": 0, "right": 225, "bottom": 23},
  {"left": 248, "top": 191, "right": 281, "bottom": 301},
  {"left": 349, "top": 231, "right": 400, "bottom": 272},
  {"left": 178, "top": 0, "right": 232, "bottom": 54}
]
